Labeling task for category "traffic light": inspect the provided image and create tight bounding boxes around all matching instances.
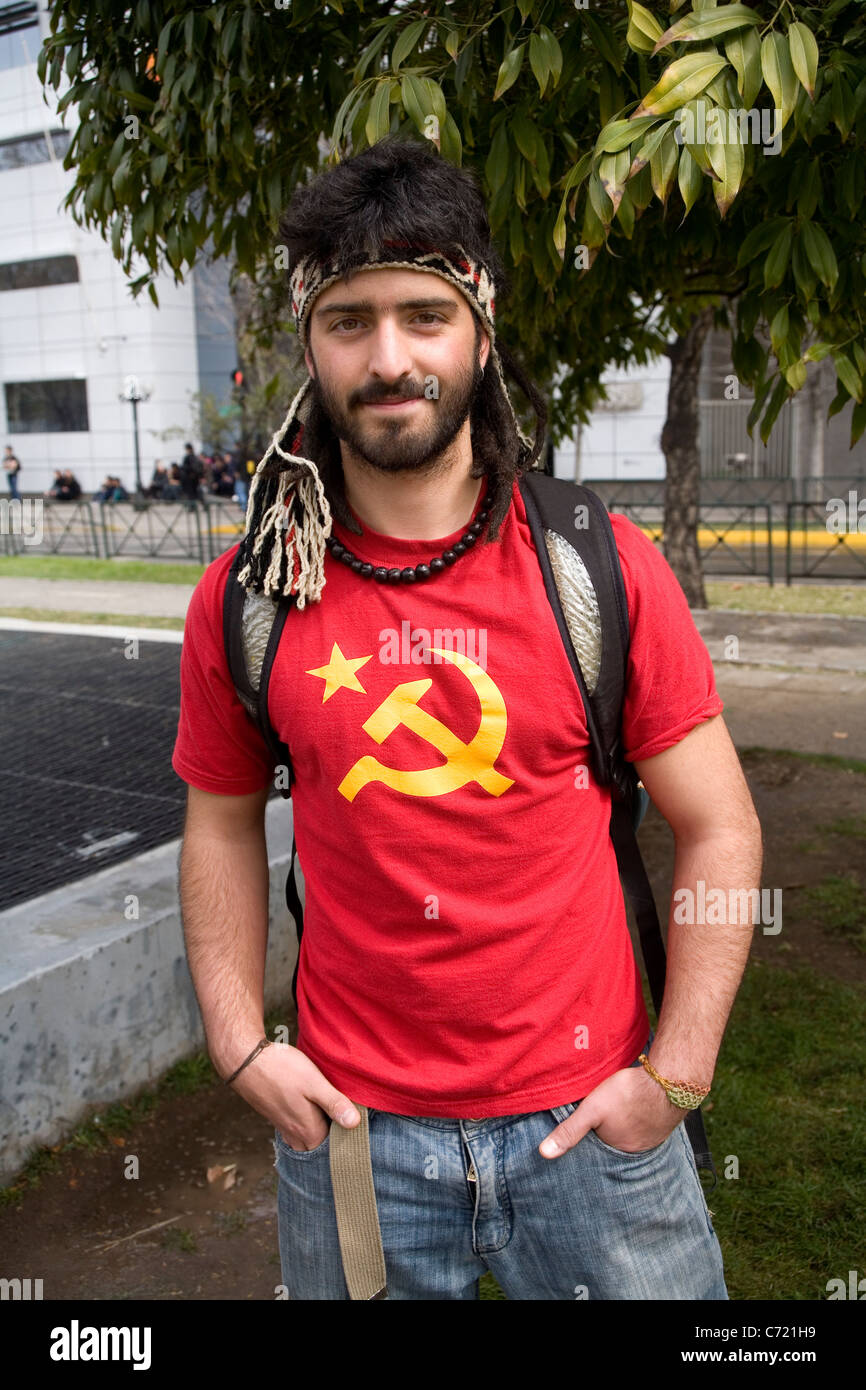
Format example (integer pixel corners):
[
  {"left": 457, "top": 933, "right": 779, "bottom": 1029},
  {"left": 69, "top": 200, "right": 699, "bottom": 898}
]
[{"left": 231, "top": 367, "right": 247, "bottom": 394}]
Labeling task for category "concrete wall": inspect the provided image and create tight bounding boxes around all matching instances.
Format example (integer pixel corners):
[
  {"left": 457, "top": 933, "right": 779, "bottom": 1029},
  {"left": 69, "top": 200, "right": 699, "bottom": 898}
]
[{"left": 0, "top": 797, "right": 300, "bottom": 1189}]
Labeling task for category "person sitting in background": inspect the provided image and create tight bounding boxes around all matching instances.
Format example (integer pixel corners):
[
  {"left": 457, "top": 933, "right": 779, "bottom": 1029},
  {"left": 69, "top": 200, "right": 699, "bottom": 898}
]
[
  {"left": 93, "top": 474, "right": 128, "bottom": 502},
  {"left": 62, "top": 469, "right": 82, "bottom": 501},
  {"left": 45, "top": 469, "right": 82, "bottom": 501},
  {"left": 163, "top": 463, "right": 182, "bottom": 500},
  {"left": 146, "top": 461, "right": 169, "bottom": 499},
  {"left": 209, "top": 454, "right": 236, "bottom": 497}
]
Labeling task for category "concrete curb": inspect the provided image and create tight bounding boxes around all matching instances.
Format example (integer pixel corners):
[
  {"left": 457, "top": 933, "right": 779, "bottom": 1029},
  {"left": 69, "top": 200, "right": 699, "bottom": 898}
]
[{"left": 0, "top": 797, "right": 300, "bottom": 1189}]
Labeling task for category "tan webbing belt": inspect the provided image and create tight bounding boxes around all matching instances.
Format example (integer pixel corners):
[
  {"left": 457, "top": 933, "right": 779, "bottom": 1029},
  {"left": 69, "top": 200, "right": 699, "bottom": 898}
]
[{"left": 329, "top": 1104, "right": 388, "bottom": 1299}]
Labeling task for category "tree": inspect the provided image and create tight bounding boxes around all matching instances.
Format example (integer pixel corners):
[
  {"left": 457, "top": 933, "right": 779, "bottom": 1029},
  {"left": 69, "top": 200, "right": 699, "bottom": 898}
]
[{"left": 40, "top": 1, "right": 866, "bottom": 603}]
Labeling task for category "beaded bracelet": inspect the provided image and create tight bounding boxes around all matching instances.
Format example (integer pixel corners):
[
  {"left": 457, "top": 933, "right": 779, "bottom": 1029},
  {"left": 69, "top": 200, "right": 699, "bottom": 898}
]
[{"left": 638, "top": 1054, "right": 711, "bottom": 1110}]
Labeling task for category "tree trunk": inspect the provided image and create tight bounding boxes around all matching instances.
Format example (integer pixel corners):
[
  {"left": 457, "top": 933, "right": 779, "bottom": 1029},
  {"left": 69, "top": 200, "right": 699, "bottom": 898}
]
[{"left": 660, "top": 306, "right": 715, "bottom": 608}]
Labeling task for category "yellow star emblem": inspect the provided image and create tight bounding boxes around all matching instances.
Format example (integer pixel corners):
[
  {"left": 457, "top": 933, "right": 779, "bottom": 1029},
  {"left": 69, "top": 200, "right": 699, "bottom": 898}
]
[{"left": 306, "top": 643, "right": 372, "bottom": 703}]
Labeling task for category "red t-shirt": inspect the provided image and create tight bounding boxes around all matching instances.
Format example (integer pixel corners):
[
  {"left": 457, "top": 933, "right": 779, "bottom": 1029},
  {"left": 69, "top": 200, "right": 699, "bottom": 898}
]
[{"left": 172, "top": 477, "right": 723, "bottom": 1116}]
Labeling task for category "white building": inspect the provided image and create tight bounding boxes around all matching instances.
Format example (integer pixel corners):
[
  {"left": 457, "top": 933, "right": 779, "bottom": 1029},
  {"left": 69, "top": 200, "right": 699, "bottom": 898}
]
[{"left": 0, "top": 1, "right": 236, "bottom": 496}]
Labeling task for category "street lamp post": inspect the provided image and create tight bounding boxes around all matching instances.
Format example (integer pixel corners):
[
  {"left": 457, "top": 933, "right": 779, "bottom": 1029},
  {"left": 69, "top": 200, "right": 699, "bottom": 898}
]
[{"left": 119, "top": 375, "right": 152, "bottom": 496}]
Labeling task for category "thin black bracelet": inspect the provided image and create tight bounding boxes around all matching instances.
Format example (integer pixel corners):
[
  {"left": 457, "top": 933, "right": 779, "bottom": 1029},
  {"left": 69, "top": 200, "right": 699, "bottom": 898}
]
[{"left": 224, "top": 1036, "right": 271, "bottom": 1086}]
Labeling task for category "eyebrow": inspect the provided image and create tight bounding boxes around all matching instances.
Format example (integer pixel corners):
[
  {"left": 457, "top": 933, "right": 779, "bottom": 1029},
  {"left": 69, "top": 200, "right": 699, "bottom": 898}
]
[{"left": 314, "top": 297, "right": 460, "bottom": 319}]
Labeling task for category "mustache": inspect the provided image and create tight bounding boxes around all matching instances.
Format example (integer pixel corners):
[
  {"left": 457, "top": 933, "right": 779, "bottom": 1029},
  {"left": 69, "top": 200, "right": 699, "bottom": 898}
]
[{"left": 355, "top": 383, "right": 426, "bottom": 404}]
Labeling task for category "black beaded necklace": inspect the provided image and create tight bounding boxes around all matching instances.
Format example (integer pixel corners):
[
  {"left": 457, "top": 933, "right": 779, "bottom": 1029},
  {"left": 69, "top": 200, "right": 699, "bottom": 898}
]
[{"left": 325, "top": 505, "right": 490, "bottom": 584}]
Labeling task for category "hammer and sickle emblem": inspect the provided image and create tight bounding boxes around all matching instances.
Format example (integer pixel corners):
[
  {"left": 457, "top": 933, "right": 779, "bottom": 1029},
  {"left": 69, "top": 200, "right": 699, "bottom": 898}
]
[{"left": 338, "top": 648, "right": 514, "bottom": 801}]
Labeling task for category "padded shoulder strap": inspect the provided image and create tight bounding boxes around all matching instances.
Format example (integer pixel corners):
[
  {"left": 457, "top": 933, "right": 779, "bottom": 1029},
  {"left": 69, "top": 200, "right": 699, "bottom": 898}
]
[
  {"left": 222, "top": 547, "right": 295, "bottom": 799},
  {"left": 519, "top": 471, "right": 631, "bottom": 797}
]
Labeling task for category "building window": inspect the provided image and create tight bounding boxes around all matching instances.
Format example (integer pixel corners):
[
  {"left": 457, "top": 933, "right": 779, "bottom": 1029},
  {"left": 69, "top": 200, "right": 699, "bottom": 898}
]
[
  {"left": 0, "top": 128, "right": 72, "bottom": 171},
  {"left": 0, "top": 2, "right": 40, "bottom": 72},
  {"left": 0, "top": 255, "right": 79, "bottom": 292},
  {"left": 5, "top": 379, "right": 89, "bottom": 433}
]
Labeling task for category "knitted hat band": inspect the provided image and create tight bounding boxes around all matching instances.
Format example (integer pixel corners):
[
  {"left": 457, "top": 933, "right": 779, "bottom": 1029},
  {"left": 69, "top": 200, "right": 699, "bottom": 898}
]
[{"left": 236, "top": 242, "right": 531, "bottom": 607}]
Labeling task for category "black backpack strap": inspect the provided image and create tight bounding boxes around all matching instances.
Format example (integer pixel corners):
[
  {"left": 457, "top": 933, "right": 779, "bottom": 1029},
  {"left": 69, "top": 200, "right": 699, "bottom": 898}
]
[
  {"left": 222, "top": 550, "right": 305, "bottom": 1009},
  {"left": 519, "top": 472, "right": 715, "bottom": 1180},
  {"left": 222, "top": 547, "right": 296, "bottom": 798}
]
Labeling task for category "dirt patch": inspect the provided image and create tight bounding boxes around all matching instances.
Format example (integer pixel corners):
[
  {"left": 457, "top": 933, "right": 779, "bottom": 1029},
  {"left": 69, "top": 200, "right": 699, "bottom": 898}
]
[
  {"left": 0, "top": 1085, "right": 284, "bottom": 1300},
  {"left": 2, "top": 749, "right": 864, "bottom": 1298},
  {"left": 637, "top": 749, "right": 866, "bottom": 985}
]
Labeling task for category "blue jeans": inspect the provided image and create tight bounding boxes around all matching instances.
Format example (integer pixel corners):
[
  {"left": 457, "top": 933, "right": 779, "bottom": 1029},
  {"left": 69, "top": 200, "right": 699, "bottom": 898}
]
[{"left": 273, "top": 1038, "right": 727, "bottom": 1300}]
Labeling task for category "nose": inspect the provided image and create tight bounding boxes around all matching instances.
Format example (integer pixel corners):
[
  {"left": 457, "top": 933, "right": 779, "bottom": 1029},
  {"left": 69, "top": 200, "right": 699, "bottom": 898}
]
[{"left": 364, "top": 318, "right": 415, "bottom": 392}]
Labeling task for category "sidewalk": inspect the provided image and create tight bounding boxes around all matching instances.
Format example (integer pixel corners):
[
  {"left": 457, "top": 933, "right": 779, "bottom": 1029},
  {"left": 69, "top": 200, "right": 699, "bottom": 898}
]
[{"left": 2, "top": 576, "right": 865, "bottom": 758}]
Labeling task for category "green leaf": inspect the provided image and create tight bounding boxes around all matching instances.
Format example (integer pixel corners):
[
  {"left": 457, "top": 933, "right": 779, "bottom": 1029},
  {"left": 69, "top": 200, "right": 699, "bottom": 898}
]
[
  {"left": 444, "top": 29, "right": 459, "bottom": 62},
  {"left": 650, "top": 128, "right": 679, "bottom": 204},
  {"left": 588, "top": 170, "right": 614, "bottom": 227},
  {"left": 616, "top": 186, "right": 635, "bottom": 238},
  {"left": 537, "top": 26, "right": 563, "bottom": 88},
  {"left": 832, "top": 352, "right": 863, "bottom": 404},
  {"left": 736, "top": 216, "right": 789, "bottom": 268},
  {"left": 629, "top": 119, "right": 674, "bottom": 174},
  {"left": 802, "top": 341, "right": 833, "bottom": 364},
  {"left": 512, "top": 108, "right": 540, "bottom": 165},
  {"left": 553, "top": 151, "right": 594, "bottom": 254},
  {"left": 831, "top": 75, "right": 856, "bottom": 141},
  {"left": 634, "top": 52, "right": 729, "bottom": 118},
  {"left": 150, "top": 152, "right": 169, "bottom": 186},
  {"left": 392, "top": 18, "right": 426, "bottom": 72},
  {"left": 800, "top": 222, "right": 839, "bottom": 291},
  {"left": 419, "top": 77, "right": 447, "bottom": 129},
  {"left": 111, "top": 215, "right": 124, "bottom": 260},
  {"left": 596, "top": 115, "right": 660, "bottom": 155},
  {"left": 707, "top": 127, "right": 744, "bottom": 216},
  {"left": 485, "top": 121, "right": 510, "bottom": 198},
  {"left": 105, "top": 131, "right": 127, "bottom": 175},
  {"left": 851, "top": 400, "right": 866, "bottom": 449},
  {"left": 365, "top": 78, "right": 394, "bottom": 146},
  {"left": 763, "top": 222, "right": 793, "bottom": 289},
  {"left": 495, "top": 43, "right": 525, "bottom": 100},
  {"left": 439, "top": 110, "right": 462, "bottom": 165},
  {"left": 788, "top": 22, "right": 818, "bottom": 101},
  {"left": 584, "top": 14, "right": 623, "bottom": 74},
  {"left": 626, "top": 1, "right": 664, "bottom": 54},
  {"left": 598, "top": 149, "right": 631, "bottom": 214},
  {"left": 528, "top": 34, "right": 550, "bottom": 98},
  {"left": 769, "top": 304, "right": 789, "bottom": 353},
  {"left": 354, "top": 25, "right": 390, "bottom": 83},
  {"left": 791, "top": 233, "right": 818, "bottom": 299},
  {"left": 761, "top": 32, "right": 798, "bottom": 141},
  {"left": 653, "top": 5, "right": 760, "bottom": 55},
  {"left": 827, "top": 383, "right": 851, "bottom": 421},
  {"left": 725, "top": 26, "right": 761, "bottom": 108},
  {"left": 759, "top": 376, "right": 790, "bottom": 445},
  {"left": 783, "top": 359, "right": 807, "bottom": 391},
  {"left": 677, "top": 144, "right": 703, "bottom": 216},
  {"left": 628, "top": 162, "right": 654, "bottom": 212}
]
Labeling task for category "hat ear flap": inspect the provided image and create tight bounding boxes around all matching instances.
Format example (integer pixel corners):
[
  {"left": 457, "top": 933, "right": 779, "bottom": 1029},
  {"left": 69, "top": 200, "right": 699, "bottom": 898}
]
[{"left": 236, "top": 380, "right": 333, "bottom": 606}]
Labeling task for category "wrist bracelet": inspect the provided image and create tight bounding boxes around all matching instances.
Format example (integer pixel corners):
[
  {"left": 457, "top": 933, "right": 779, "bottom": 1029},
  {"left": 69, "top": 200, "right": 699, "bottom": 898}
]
[
  {"left": 638, "top": 1054, "right": 711, "bottom": 1110},
  {"left": 224, "top": 1036, "right": 271, "bottom": 1086}
]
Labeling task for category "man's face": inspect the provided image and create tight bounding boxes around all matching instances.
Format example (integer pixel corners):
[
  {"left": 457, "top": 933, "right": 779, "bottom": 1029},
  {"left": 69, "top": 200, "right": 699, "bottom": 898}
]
[{"left": 304, "top": 267, "right": 490, "bottom": 477}]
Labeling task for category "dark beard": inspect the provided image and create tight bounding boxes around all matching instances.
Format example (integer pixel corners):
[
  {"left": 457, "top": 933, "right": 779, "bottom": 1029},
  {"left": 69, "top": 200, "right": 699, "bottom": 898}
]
[{"left": 307, "top": 352, "right": 484, "bottom": 481}]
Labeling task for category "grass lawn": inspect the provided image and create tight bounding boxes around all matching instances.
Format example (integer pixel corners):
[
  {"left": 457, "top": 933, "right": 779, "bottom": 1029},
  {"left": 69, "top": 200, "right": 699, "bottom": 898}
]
[
  {"left": 0, "top": 607, "right": 185, "bottom": 630},
  {"left": 703, "top": 581, "right": 866, "bottom": 618},
  {"left": 0, "top": 555, "right": 205, "bottom": 584}
]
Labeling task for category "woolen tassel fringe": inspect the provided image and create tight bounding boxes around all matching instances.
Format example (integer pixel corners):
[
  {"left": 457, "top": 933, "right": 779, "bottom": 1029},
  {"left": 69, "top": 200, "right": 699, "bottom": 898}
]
[{"left": 236, "top": 379, "right": 333, "bottom": 609}]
